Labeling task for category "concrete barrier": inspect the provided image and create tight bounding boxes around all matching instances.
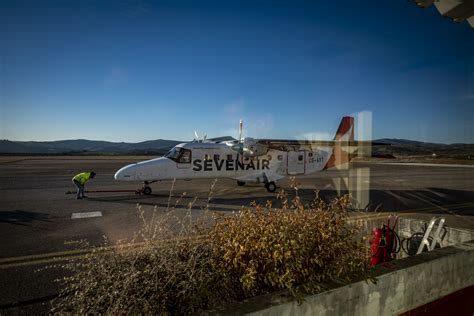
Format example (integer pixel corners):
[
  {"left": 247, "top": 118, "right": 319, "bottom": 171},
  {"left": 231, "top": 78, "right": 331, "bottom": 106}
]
[
  {"left": 397, "top": 217, "right": 474, "bottom": 246},
  {"left": 216, "top": 218, "right": 474, "bottom": 315}
]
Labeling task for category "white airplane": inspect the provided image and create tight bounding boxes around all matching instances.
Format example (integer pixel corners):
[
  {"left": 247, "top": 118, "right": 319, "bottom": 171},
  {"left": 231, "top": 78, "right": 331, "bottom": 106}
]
[{"left": 114, "top": 116, "right": 367, "bottom": 194}]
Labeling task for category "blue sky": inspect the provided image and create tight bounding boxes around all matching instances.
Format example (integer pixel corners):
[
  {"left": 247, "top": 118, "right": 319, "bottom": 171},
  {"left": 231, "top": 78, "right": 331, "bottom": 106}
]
[{"left": 1, "top": 0, "right": 473, "bottom": 143}]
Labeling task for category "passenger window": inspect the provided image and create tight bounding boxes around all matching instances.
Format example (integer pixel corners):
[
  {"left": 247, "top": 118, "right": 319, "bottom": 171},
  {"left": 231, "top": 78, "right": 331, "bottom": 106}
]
[
  {"left": 308, "top": 152, "right": 313, "bottom": 157},
  {"left": 214, "top": 154, "right": 220, "bottom": 161},
  {"left": 298, "top": 155, "right": 303, "bottom": 161},
  {"left": 204, "top": 154, "right": 210, "bottom": 161},
  {"left": 277, "top": 155, "right": 283, "bottom": 161},
  {"left": 226, "top": 154, "right": 233, "bottom": 161}
]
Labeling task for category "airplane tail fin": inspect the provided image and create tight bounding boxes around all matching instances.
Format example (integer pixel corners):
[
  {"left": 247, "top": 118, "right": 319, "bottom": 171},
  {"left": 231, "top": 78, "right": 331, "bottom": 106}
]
[
  {"left": 324, "top": 116, "right": 355, "bottom": 170},
  {"left": 334, "top": 116, "right": 354, "bottom": 142}
]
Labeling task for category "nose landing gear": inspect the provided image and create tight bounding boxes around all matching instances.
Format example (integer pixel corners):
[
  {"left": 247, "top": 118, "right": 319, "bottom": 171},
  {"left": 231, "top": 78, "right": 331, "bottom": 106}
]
[
  {"left": 139, "top": 181, "right": 156, "bottom": 195},
  {"left": 142, "top": 186, "right": 152, "bottom": 195}
]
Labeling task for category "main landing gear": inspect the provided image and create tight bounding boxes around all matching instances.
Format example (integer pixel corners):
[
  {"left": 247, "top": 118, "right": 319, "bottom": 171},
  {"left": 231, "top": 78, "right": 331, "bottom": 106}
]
[
  {"left": 261, "top": 172, "right": 277, "bottom": 193},
  {"left": 265, "top": 181, "right": 277, "bottom": 193},
  {"left": 236, "top": 179, "right": 276, "bottom": 192}
]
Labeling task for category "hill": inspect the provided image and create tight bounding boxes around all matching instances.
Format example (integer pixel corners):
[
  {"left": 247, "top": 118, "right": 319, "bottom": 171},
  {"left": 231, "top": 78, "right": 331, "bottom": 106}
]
[
  {"left": 0, "top": 137, "right": 472, "bottom": 159},
  {"left": 0, "top": 137, "right": 236, "bottom": 155},
  {"left": 0, "top": 139, "right": 181, "bottom": 155},
  {"left": 373, "top": 139, "right": 474, "bottom": 160}
]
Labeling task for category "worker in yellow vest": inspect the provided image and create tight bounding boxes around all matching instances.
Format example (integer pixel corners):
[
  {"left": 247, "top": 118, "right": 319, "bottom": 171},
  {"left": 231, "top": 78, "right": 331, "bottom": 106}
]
[{"left": 72, "top": 171, "right": 96, "bottom": 199}]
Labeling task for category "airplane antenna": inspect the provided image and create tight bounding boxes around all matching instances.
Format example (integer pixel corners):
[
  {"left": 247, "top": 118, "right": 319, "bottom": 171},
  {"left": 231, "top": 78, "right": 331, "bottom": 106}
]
[
  {"left": 203, "top": 134, "right": 207, "bottom": 142},
  {"left": 239, "top": 119, "right": 243, "bottom": 143}
]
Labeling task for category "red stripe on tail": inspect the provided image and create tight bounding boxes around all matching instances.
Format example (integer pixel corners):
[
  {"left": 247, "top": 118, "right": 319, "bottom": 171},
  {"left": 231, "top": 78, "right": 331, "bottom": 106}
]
[
  {"left": 324, "top": 116, "right": 355, "bottom": 170},
  {"left": 334, "top": 116, "right": 354, "bottom": 141}
]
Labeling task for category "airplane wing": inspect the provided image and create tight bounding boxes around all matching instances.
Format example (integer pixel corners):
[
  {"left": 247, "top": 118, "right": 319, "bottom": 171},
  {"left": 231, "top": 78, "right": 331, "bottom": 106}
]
[
  {"left": 256, "top": 116, "right": 387, "bottom": 149},
  {"left": 255, "top": 139, "right": 387, "bottom": 149},
  {"left": 234, "top": 117, "right": 388, "bottom": 156}
]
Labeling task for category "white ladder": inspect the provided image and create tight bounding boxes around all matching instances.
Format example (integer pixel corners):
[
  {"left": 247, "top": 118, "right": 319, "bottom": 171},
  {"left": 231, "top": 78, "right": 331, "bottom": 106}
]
[{"left": 416, "top": 217, "right": 446, "bottom": 254}]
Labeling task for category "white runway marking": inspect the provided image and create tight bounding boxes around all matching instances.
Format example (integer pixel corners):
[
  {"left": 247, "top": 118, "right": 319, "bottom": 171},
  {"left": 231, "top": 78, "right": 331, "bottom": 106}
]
[
  {"left": 71, "top": 211, "right": 103, "bottom": 219},
  {"left": 371, "top": 162, "right": 474, "bottom": 168}
]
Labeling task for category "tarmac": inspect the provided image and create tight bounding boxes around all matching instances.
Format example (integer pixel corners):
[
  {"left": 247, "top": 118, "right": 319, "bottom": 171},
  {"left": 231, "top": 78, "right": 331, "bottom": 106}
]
[{"left": 0, "top": 156, "right": 473, "bottom": 313}]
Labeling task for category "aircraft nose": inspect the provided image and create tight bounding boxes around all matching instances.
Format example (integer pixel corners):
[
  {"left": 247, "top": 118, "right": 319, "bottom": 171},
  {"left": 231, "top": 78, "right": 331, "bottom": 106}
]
[{"left": 114, "top": 164, "right": 135, "bottom": 181}]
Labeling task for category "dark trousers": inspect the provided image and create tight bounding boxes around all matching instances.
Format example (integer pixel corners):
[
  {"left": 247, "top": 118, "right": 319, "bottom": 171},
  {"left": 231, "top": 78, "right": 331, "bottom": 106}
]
[{"left": 73, "top": 180, "right": 85, "bottom": 198}]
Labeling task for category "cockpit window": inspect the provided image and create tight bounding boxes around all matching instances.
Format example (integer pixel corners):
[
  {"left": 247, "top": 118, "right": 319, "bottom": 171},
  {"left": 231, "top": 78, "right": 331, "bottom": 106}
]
[
  {"left": 164, "top": 147, "right": 191, "bottom": 163},
  {"left": 179, "top": 149, "right": 191, "bottom": 163},
  {"left": 164, "top": 147, "right": 180, "bottom": 161}
]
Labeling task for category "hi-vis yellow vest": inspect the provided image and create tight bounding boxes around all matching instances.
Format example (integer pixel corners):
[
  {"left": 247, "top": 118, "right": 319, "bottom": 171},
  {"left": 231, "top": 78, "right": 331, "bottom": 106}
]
[{"left": 72, "top": 172, "right": 92, "bottom": 185}]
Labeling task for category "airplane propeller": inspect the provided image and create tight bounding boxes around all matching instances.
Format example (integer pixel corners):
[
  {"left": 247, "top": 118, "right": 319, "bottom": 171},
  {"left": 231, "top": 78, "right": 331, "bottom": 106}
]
[
  {"left": 231, "top": 118, "right": 269, "bottom": 157},
  {"left": 193, "top": 131, "right": 208, "bottom": 143},
  {"left": 231, "top": 119, "right": 244, "bottom": 153},
  {"left": 239, "top": 119, "right": 243, "bottom": 143}
]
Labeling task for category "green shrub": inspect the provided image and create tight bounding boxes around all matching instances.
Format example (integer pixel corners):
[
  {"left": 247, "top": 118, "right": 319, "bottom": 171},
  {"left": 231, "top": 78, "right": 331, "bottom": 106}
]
[{"left": 52, "top": 181, "right": 369, "bottom": 314}]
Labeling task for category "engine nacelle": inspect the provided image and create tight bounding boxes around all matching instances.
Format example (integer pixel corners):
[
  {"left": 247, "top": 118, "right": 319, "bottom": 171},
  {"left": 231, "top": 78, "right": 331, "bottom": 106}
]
[{"left": 242, "top": 137, "right": 268, "bottom": 157}]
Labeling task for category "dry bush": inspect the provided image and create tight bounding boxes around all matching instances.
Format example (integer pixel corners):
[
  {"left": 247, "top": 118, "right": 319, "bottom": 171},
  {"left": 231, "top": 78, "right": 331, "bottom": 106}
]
[
  {"left": 52, "top": 180, "right": 369, "bottom": 314},
  {"left": 209, "top": 184, "right": 370, "bottom": 299},
  {"left": 52, "top": 179, "right": 228, "bottom": 314}
]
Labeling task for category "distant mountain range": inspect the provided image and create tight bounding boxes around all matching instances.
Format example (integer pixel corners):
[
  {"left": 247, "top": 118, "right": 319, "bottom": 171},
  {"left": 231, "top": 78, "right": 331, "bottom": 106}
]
[
  {"left": 372, "top": 138, "right": 473, "bottom": 159},
  {"left": 0, "top": 138, "right": 472, "bottom": 158},
  {"left": 0, "top": 137, "right": 235, "bottom": 155}
]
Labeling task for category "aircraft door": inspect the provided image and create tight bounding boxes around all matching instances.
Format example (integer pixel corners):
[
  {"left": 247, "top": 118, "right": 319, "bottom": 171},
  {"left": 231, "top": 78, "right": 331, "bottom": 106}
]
[{"left": 287, "top": 151, "right": 305, "bottom": 175}]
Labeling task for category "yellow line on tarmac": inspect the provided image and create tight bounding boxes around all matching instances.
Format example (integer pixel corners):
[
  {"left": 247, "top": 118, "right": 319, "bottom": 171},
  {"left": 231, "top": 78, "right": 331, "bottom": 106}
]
[
  {"left": 0, "top": 240, "right": 153, "bottom": 268},
  {"left": 0, "top": 254, "right": 90, "bottom": 270},
  {"left": 0, "top": 246, "right": 123, "bottom": 269},
  {"left": 0, "top": 248, "right": 96, "bottom": 264},
  {"left": 0, "top": 236, "right": 205, "bottom": 270}
]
